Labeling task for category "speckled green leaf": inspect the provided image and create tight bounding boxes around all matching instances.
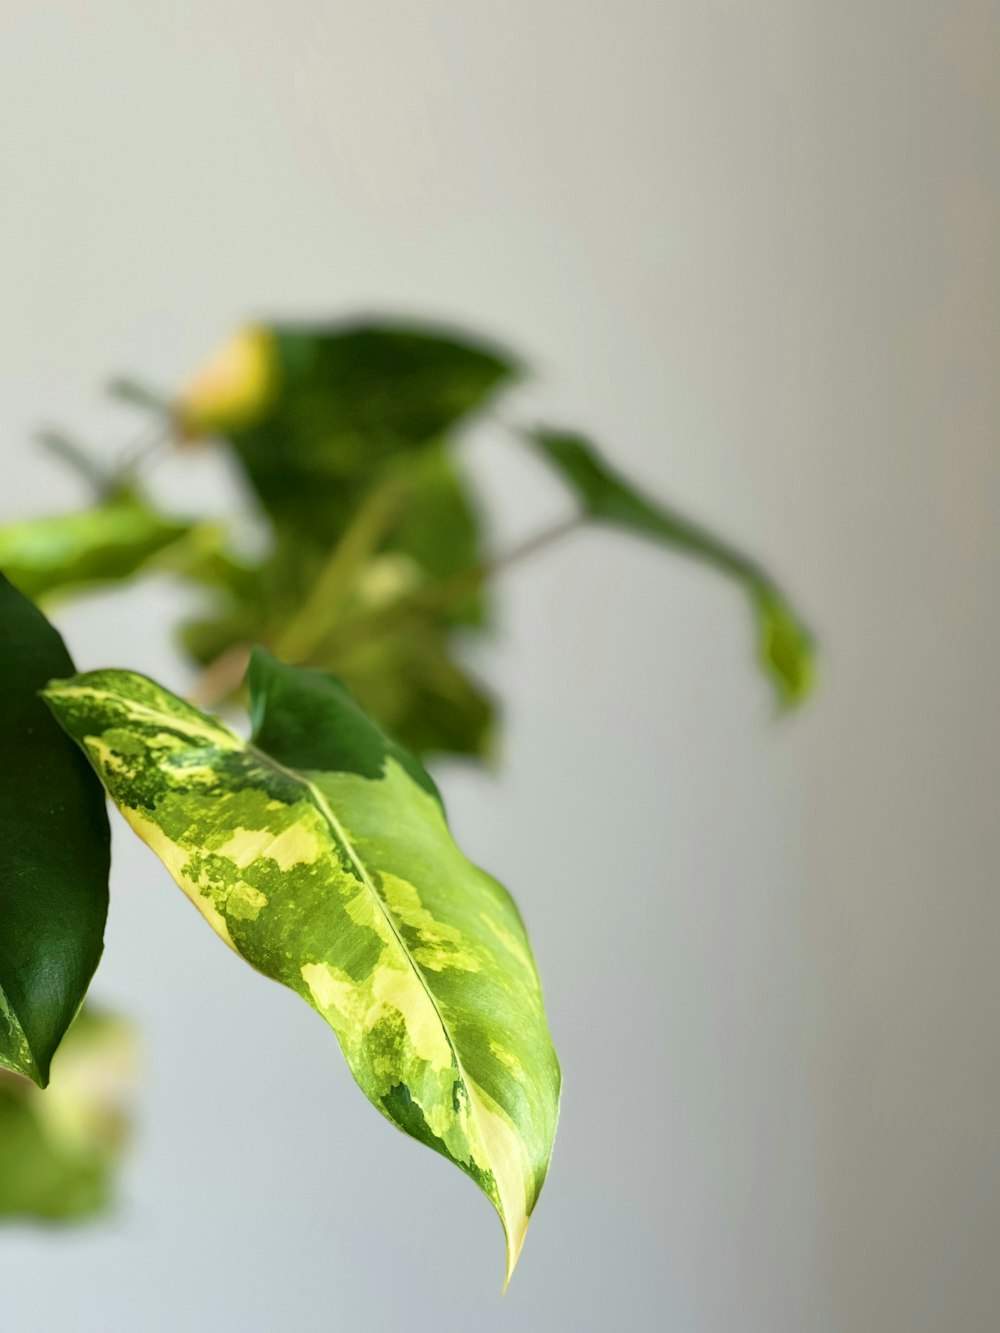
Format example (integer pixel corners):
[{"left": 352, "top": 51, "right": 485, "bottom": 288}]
[
  {"left": 0, "top": 1008, "right": 135, "bottom": 1221},
  {"left": 531, "top": 429, "right": 815, "bottom": 706},
  {"left": 0, "top": 576, "right": 110, "bottom": 1086},
  {"left": 0, "top": 491, "right": 192, "bottom": 604},
  {"left": 43, "top": 651, "right": 559, "bottom": 1281}
]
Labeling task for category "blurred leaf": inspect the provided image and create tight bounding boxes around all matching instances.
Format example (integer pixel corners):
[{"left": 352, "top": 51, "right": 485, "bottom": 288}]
[
  {"left": 181, "top": 575, "right": 495, "bottom": 763},
  {"left": 176, "top": 442, "right": 495, "bottom": 759},
  {"left": 385, "top": 445, "right": 488, "bottom": 629},
  {"left": 172, "top": 326, "right": 278, "bottom": 437},
  {"left": 44, "top": 652, "right": 560, "bottom": 1283},
  {"left": 177, "top": 320, "right": 517, "bottom": 546},
  {"left": 0, "top": 577, "right": 110, "bottom": 1086},
  {"left": 167, "top": 319, "right": 511, "bottom": 760},
  {"left": 0, "top": 1009, "right": 135, "bottom": 1222},
  {"left": 152, "top": 523, "right": 262, "bottom": 597},
  {"left": 0, "top": 491, "right": 193, "bottom": 604},
  {"left": 332, "top": 625, "right": 496, "bottom": 761},
  {"left": 529, "top": 429, "right": 816, "bottom": 706}
]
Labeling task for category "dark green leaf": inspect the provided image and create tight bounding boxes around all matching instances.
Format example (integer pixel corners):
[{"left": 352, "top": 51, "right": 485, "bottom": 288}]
[
  {"left": 530, "top": 429, "right": 816, "bottom": 706},
  {"left": 179, "top": 320, "right": 517, "bottom": 546},
  {"left": 0, "top": 577, "right": 110, "bottom": 1085}
]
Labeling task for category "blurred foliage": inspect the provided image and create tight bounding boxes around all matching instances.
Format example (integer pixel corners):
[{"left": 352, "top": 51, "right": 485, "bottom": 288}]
[
  {"left": 0, "top": 1010, "right": 135, "bottom": 1222},
  {"left": 0, "top": 490, "right": 193, "bottom": 605},
  {"left": 1, "top": 316, "right": 813, "bottom": 767},
  {"left": 174, "top": 319, "right": 514, "bottom": 759},
  {"left": 0, "top": 312, "right": 815, "bottom": 1233}
]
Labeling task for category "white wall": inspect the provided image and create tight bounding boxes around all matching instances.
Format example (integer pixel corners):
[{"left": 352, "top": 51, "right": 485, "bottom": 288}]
[{"left": 1, "top": 4, "right": 997, "bottom": 1329}]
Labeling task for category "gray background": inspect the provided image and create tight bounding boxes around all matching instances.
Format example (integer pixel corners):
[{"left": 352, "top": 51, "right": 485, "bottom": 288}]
[{"left": 1, "top": 3, "right": 998, "bottom": 1330}]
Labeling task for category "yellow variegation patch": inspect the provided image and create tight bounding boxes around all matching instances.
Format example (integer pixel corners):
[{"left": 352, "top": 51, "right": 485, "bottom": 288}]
[{"left": 177, "top": 325, "right": 279, "bottom": 438}]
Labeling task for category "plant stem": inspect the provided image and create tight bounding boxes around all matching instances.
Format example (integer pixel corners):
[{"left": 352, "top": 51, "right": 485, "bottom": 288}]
[
  {"left": 318, "top": 513, "right": 585, "bottom": 656},
  {"left": 188, "top": 644, "right": 251, "bottom": 709},
  {"left": 186, "top": 513, "right": 584, "bottom": 709},
  {"left": 115, "top": 425, "right": 172, "bottom": 482},
  {"left": 35, "top": 430, "right": 113, "bottom": 496},
  {"left": 273, "top": 473, "right": 411, "bottom": 663}
]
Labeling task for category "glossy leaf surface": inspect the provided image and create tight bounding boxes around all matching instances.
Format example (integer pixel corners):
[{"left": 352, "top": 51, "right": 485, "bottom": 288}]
[
  {"left": 0, "top": 492, "right": 192, "bottom": 604},
  {"left": 44, "top": 650, "right": 559, "bottom": 1281},
  {"left": 0, "top": 1009, "right": 134, "bottom": 1221},
  {"left": 531, "top": 429, "right": 815, "bottom": 705},
  {"left": 0, "top": 577, "right": 110, "bottom": 1086}
]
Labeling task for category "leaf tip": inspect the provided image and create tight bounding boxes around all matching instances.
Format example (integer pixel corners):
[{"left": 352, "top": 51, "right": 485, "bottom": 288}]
[
  {"left": 0, "top": 1012, "right": 48, "bottom": 1090},
  {"left": 754, "top": 590, "right": 817, "bottom": 711},
  {"left": 501, "top": 1214, "right": 530, "bottom": 1292}
]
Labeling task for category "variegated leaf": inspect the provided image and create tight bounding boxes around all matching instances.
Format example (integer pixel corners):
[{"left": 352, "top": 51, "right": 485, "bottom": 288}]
[{"left": 43, "top": 650, "right": 559, "bottom": 1281}]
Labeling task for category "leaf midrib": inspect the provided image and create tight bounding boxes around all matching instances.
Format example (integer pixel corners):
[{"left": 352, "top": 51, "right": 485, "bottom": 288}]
[
  {"left": 247, "top": 743, "right": 474, "bottom": 1108},
  {"left": 49, "top": 681, "right": 509, "bottom": 1224},
  {"left": 248, "top": 745, "right": 518, "bottom": 1236}
]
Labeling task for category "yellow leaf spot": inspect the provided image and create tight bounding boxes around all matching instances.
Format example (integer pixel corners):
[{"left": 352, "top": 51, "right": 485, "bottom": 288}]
[
  {"left": 488, "top": 1040, "right": 525, "bottom": 1082},
  {"left": 382, "top": 874, "right": 481, "bottom": 973},
  {"left": 479, "top": 912, "right": 532, "bottom": 971},
  {"left": 226, "top": 882, "right": 269, "bottom": 921},
  {"left": 177, "top": 325, "right": 278, "bottom": 438},
  {"left": 121, "top": 807, "right": 235, "bottom": 950},
  {"left": 213, "top": 820, "right": 322, "bottom": 872},
  {"left": 301, "top": 957, "right": 455, "bottom": 1075}
]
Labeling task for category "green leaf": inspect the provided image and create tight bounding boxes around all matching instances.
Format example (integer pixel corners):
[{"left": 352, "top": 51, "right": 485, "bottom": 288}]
[
  {"left": 43, "top": 651, "right": 560, "bottom": 1282},
  {"left": 0, "top": 1008, "right": 135, "bottom": 1221},
  {"left": 530, "top": 429, "right": 816, "bottom": 706},
  {"left": 384, "top": 445, "right": 489, "bottom": 627},
  {"left": 179, "top": 320, "right": 517, "bottom": 546},
  {"left": 0, "top": 491, "right": 192, "bottom": 604},
  {"left": 176, "top": 443, "right": 495, "bottom": 758},
  {"left": 331, "top": 625, "right": 496, "bottom": 762},
  {"left": 0, "top": 577, "right": 110, "bottom": 1086}
]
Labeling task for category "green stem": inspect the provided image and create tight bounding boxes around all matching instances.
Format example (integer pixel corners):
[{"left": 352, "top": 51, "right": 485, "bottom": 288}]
[
  {"left": 35, "top": 430, "right": 113, "bottom": 496},
  {"left": 319, "top": 513, "right": 584, "bottom": 657},
  {"left": 115, "top": 426, "right": 172, "bottom": 483},
  {"left": 187, "top": 513, "right": 585, "bottom": 708},
  {"left": 273, "top": 473, "right": 412, "bottom": 663}
]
